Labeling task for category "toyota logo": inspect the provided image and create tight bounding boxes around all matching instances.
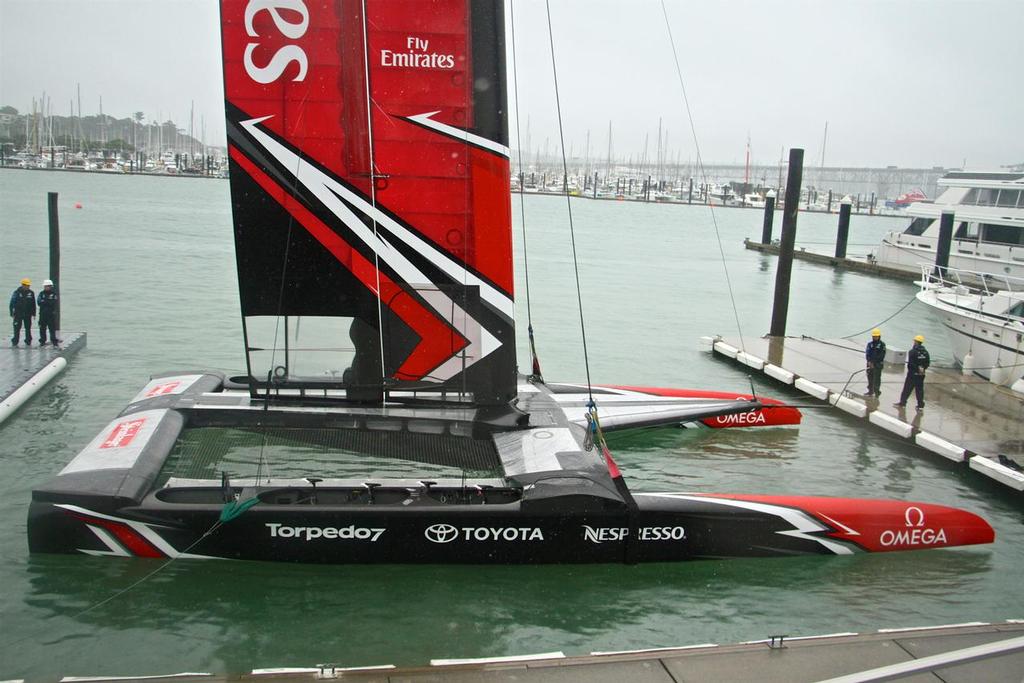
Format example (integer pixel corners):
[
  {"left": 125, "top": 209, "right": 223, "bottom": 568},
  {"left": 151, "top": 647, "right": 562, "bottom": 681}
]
[{"left": 425, "top": 523, "right": 459, "bottom": 543}]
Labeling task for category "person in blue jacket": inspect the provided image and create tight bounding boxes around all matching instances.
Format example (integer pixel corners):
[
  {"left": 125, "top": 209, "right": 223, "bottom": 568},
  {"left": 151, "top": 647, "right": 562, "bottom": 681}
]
[
  {"left": 895, "top": 335, "right": 930, "bottom": 410},
  {"left": 37, "top": 279, "right": 60, "bottom": 347},
  {"left": 10, "top": 278, "right": 36, "bottom": 346},
  {"left": 864, "top": 328, "right": 886, "bottom": 397}
]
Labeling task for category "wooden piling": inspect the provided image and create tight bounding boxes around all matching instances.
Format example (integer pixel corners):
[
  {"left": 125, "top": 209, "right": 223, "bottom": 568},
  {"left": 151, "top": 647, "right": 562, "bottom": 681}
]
[
  {"left": 835, "top": 197, "right": 852, "bottom": 259},
  {"left": 769, "top": 148, "right": 804, "bottom": 338},
  {"left": 934, "top": 211, "right": 955, "bottom": 275},
  {"left": 761, "top": 192, "right": 776, "bottom": 244},
  {"left": 47, "top": 192, "right": 61, "bottom": 330}
]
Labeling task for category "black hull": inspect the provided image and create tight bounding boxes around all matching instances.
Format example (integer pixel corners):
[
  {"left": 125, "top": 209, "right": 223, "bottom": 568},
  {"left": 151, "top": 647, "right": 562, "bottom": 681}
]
[
  {"left": 28, "top": 493, "right": 854, "bottom": 564},
  {"left": 27, "top": 372, "right": 994, "bottom": 564}
]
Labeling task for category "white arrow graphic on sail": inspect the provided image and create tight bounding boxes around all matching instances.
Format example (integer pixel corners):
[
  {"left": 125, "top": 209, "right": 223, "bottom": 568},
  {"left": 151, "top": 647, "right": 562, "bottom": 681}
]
[
  {"left": 404, "top": 111, "right": 510, "bottom": 158},
  {"left": 241, "top": 116, "right": 507, "bottom": 380}
]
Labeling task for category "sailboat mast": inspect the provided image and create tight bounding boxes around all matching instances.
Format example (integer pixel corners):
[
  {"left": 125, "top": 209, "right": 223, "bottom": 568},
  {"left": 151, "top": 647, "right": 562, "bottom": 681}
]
[
  {"left": 76, "top": 84, "right": 82, "bottom": 154},
  {"left": 745, "top": 134, "right": 750, "bottom": 186},
  {"left": 605, "top": 120, "right": 612, "bottom": 179},
  {"left": 656, "top": 117, "right": 662, "bottom": 187},
  {"left": 820, "top": 120, "right": 828, "bottom": 169},
  {"left": 584, "top": 128, "right": 590, "bottom": 178}
]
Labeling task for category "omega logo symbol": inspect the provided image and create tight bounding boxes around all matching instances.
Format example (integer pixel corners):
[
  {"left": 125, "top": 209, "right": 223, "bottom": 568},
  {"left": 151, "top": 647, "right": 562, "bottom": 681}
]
[
  {"left": 425, "top": 523, "right": 459, "bottom": 543},
  {"left": 904, "top": 506, "right": 925, "bottom": 527}
]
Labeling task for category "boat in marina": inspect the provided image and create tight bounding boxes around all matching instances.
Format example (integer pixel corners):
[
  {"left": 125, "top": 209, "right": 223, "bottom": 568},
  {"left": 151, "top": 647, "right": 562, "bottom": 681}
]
[
  {"left": 916, "top": 265, "right": 1024, "bottom": 387},
  {"left": 886, "top": 188, "right": 928, "bottom": 210},
  {"left": 742, "top": 193, "right": 766, "bottom": 209},
  {"left": 876, "top": 171, "right": 1024, "bottom": 278},
  {"left": 27, "top": 0, "right": 994, "bottom": 564}
]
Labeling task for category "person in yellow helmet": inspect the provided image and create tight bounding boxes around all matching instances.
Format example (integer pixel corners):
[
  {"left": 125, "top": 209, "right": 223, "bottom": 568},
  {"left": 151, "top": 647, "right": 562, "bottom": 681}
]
[
  {"left": 10, "top": 278, "right": 37, "bottom": 346},
  {"left": 864, "top": 328, "right": 886, "bottom": 397},
  {"left": 895, "top": 335, "right": 930, "bottom": 410}
]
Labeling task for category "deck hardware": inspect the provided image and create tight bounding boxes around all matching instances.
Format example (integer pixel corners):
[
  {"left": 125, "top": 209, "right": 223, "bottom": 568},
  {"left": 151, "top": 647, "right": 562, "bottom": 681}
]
[
  {"left": 306, "top": 477, "right": 323, "bottom": 504},
  {"left": 363, "top": 481, "right": 381, "bottom": 503}
]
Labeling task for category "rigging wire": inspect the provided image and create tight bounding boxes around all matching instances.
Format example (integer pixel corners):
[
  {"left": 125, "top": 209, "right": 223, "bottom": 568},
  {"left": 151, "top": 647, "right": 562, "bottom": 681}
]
[
  {"left": 839, "top": 294, "right": 919, "bottom": 339},
  {"left": 544, "top": 0, "right": 593, "bottom": 402},
  {"left": 361, "top": 0, "right": 388, "bottom": 392},
  {"left": 660, "top": 1, "right": 747, "bottom": 353},
  {"left": 509, "top": 0, "right": 543, "bottom": 381},
  {"left": 259, "top": 91, "right": 311, "bottom": 483}
]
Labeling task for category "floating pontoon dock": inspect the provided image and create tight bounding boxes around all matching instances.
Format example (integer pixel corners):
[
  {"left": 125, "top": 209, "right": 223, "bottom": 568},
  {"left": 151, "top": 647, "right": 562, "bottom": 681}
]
[
  {"left": 41, "top": 620, "right": 1024, "bottom": 681},
  {"left": 744, "top": 239, "right": 919, "bottom": 282},
  {"left": 0, "top": 332, "right": 85, "bottom": 425},
  {"left": 706, "top": 334, "right": 1024, "bottom": 492}
]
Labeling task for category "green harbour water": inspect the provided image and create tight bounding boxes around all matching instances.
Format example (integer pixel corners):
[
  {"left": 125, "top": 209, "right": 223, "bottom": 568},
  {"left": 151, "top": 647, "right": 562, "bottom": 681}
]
[{"left": 1, "top": 168, "right": 1022, "bottom": 679}]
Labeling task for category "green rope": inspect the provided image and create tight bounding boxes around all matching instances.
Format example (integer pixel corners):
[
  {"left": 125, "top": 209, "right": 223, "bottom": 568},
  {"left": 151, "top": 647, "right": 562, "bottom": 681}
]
[{"left": 219, "top": 496, "right": 260, "bottom": 523}]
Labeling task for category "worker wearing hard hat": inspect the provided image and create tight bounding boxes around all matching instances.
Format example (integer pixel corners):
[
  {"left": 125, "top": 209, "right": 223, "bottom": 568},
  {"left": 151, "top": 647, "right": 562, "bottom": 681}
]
[
  {"left": 9, "top": 278, "right": 36, "bottom": 346},
  {"left": 895, "top": 335, "right": 930, "bottom": 410},
  {"left": 37, "top": 279, "right": 60, "bottom": 347},
  {"left": 864, "top": 328, "right": 886, "bottom": 397}
]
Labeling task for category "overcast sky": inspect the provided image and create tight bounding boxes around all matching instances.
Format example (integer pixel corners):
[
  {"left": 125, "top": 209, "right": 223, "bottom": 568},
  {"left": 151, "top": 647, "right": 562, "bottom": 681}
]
[{"left": 2, "top": 0, "right": 1021, "bottom": 168}]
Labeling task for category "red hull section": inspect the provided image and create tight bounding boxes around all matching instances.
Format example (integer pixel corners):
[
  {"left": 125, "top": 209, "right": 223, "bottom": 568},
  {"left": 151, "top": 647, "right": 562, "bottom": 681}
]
[
  {"left": 608, "top": 385, "right": 802, "bottom": 428},
  {"left": 693, "top": 493, "right": 995, "bottom": 553}
]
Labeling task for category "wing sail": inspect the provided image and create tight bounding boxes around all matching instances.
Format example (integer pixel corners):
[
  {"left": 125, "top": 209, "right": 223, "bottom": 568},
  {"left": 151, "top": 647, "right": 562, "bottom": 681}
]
[{"left": 220, "top": 0, "right": 515, "bottom": 404}]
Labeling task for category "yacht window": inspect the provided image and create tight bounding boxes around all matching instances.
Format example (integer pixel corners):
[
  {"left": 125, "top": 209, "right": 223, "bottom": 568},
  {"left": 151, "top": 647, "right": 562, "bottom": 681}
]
[
  {"left": 954, "top": 222, "right": 978, "bottom": 240},
  {"left": 1007, "top": 301, "right": 1024, "bottom": 318},
  {"left": 976, "top": 189, "right": 998, "bottom": 206},
  {"left": 961, "top": 188, "right": 979, "bottom": 205},
  {"left": 980, "top": 223, "right": 1023, "bottom": 246},
  {"left": 903, "top": 217, "right": 934, "bottom": 236},
  {"left": 997, "top": 190, "right": 1020, "bottom": 208}
]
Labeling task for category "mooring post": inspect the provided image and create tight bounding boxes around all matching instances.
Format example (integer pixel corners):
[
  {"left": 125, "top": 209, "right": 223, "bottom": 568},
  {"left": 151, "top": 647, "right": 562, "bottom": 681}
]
[
  {"left": 48, "top": 192, "right": 61, "bottom": 331},
  {"left": 835, "top": 196, "right": 852, "bottom": 259},
  {"left": 769, "top": 148, "right": 804, "bottom": 338},
  {"left": 869, "top": 191, "right": 876, "bottom": 215},
  {"left": 934, "top": 210, "right": 955, "bottom": 277},
  {"left": 761, "top": 190, "right": 777, "bottom": 244},
  {"left": 688, "top": 177, "right": 693, "bottom": 204}
]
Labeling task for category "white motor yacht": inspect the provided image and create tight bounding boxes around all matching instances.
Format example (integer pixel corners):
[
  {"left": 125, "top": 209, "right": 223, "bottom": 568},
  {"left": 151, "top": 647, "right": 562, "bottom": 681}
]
[
  {"left": 877, "top": 171, "right": 1024, "bottom": 278},
  {"left": 916, "top": 265, "right": 1024, "bottom": 386}
]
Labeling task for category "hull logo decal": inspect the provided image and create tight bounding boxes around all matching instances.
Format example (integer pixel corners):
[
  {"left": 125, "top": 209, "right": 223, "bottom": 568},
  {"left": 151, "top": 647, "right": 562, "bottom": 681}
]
[
  {"left": 424, "top": 523, "right": 459, "bottom": 544},
  {"left": 99, "top": 418, "right": 146, "bottom": 449},
  {"left": 905, "top": 506, "right": 925, "bottom": 527},
  {"left": 583, "top": 525, "right": 686, "bottom": 543},
  {"left": 879, "top": 507, "right": 947, "bottom": 547},
  {"left": 424, "top": 525, "right": 544, "bottom": 543},
  {"left": 145, "top": 381, "right": 182, "bottom": 398},
  {"left": 266, "top": 523, "right": 386, "bottom": 542}
]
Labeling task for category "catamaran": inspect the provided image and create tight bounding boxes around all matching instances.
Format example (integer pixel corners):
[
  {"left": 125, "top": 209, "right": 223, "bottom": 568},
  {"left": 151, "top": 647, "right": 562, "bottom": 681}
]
[{"left": 28, "top": 0, "right": 993, "bottom": 563}]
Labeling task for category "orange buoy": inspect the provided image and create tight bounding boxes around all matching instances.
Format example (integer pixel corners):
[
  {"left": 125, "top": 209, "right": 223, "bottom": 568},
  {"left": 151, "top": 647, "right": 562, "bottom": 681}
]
[{"left": 74, "top": 202, "right": 83, "bottom": 209}]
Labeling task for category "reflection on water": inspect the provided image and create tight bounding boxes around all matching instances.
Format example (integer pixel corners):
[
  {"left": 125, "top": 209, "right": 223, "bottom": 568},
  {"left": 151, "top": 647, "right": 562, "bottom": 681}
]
[
  {"left": 609, "top": 424, "right": 801, "bottom": 459},
  {"left": 17, "top": 548, "right": 994, "bottom": 677}
]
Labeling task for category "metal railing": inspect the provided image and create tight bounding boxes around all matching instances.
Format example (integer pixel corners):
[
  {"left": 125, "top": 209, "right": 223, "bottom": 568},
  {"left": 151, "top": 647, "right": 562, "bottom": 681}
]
[{"left": 920, "top": 263, "right": 1024, "bottom": 296}]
